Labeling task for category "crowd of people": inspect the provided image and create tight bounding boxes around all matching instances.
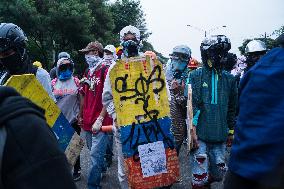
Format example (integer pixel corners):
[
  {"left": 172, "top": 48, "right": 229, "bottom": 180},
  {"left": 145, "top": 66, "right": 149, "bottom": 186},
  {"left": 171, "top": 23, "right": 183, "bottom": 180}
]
[{"left": 0, "top": 22, "right": 284, "bottom": 189}]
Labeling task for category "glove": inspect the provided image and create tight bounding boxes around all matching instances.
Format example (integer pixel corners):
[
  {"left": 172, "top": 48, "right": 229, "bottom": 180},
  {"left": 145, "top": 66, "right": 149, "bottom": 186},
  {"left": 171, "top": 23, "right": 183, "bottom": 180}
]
[{"left": 91, "top": 116, "right": 104, "bottom": 132}]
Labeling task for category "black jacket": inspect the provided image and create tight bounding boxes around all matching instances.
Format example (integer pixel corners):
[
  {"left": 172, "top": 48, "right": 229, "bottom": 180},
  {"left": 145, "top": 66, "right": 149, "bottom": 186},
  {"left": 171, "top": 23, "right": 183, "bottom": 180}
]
[{"left": 0, "top": 86, "right": 76, "bottom": 189}]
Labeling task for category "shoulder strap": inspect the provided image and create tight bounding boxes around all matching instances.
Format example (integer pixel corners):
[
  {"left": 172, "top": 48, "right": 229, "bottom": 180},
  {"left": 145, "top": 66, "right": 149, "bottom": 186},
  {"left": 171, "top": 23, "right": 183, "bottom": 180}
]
[{"left": 0, "top": 126, "right": 7, "bottom": 189}]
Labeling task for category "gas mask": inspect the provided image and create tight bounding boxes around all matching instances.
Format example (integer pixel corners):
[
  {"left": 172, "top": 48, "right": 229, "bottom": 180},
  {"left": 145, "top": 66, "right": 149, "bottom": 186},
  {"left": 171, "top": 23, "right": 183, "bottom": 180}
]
[{"left": 121, "top": 40, "right": 139, "bottom": 57}]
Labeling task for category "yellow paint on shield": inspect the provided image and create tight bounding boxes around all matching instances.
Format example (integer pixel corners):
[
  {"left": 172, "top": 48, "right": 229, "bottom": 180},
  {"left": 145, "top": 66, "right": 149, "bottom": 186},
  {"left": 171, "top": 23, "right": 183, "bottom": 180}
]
[
  {"left": 4, "top": 74, "right": 60, "bottom": 127},
  {"left": 110, "top": 56, "right": 170, "bottom": 127}
]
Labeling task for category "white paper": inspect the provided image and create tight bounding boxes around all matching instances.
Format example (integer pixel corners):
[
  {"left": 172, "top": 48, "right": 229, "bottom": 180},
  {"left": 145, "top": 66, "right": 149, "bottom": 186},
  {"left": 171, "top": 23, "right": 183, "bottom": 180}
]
[{"left": 138, "top": 141, "right": 167, "bottom": 177}]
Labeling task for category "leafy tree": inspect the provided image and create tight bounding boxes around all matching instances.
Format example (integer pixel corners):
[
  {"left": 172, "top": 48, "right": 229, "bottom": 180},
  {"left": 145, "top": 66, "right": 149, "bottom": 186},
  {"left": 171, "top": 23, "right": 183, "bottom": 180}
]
[{"left": 109, "top": 0, "right": 151, "bottom": 46}]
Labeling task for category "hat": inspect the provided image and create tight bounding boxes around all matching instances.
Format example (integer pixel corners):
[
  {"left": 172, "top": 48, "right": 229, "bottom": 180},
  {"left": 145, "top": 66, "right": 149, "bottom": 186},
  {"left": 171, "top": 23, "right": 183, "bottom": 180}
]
[{"left": 79, "top": 41, "right": 103, "bottom": 53}]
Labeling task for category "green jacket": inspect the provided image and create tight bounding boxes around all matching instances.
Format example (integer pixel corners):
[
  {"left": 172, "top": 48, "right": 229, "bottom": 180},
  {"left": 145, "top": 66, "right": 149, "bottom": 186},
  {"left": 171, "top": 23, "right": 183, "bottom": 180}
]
[{"left": 187, "top": 68, "right": 237, "bottom": 142}]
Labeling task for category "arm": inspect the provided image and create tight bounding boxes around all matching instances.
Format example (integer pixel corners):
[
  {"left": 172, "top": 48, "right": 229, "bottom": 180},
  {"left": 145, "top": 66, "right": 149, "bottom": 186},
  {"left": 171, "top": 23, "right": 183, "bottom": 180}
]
[{"left": 102, "top": 67, "right": 116, "bottom": 120}]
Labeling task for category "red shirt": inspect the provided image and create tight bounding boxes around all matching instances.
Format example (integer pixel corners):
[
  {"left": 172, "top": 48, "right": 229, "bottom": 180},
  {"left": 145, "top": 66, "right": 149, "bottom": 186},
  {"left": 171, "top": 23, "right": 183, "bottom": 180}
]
[{"left": 80, "top": 65, "right": 112, "bottom": 131}]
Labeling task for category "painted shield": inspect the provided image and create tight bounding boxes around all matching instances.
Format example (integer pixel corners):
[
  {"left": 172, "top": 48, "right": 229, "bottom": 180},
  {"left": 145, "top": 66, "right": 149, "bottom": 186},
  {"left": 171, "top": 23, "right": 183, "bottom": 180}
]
[
  {"left": 110, "top": 56, "right": 179, "bottom": 188},
  {"left": 4, "top": 74, "right": 74, "bottom": 151}
]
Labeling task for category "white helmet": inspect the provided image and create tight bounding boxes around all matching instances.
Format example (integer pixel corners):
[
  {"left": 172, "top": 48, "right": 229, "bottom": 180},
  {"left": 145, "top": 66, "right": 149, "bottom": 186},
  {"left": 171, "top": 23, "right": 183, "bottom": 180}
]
[
  {"left": 245, "top": 40, "right": 267, "bottom": 53},
  {"left": 104, "top": 45, "right": 116, "bottom": 56},
  {"left": 119, "top": 25, "right": 140, "bottom": 42}
]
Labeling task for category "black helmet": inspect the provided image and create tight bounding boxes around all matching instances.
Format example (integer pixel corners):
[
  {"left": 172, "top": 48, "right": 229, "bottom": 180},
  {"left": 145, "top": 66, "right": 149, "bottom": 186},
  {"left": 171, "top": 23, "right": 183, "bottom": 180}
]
[
  {"left": 0, "top": 23, "right": 27, "bottom": 53},
  {"left": 0, "top": 23, "right": 28, "bottom": 74},
  {"left": 200, "top": 35, "right": 231, "bottom": 70}
]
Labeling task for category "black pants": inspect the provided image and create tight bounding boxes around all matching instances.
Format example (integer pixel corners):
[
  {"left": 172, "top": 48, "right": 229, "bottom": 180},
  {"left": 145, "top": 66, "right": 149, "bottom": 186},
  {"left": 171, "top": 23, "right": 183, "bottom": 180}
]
[{"left": 224, "top": 171, "right": 283, "bottom": 189}]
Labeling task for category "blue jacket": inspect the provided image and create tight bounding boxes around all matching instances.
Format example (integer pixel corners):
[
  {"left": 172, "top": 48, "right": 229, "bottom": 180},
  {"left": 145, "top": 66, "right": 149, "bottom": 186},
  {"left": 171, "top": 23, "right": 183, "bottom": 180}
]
[{"left": 229, "top": 47, "right": 284, "bottom": 187}]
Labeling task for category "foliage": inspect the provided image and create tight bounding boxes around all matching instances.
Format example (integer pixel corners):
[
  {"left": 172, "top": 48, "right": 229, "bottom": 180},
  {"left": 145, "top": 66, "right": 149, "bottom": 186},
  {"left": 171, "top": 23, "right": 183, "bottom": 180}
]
[{"left": 0, "top": 0, "right": 159, "bottom": 73}]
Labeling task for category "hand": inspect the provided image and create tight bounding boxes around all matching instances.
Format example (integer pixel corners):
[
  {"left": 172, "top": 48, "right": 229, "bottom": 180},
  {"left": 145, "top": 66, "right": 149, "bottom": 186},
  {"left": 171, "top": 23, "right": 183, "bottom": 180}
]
[
  {"left": 226, "top": 135, "right": 234, "bottom": 147},
  {"left": 191, "top": 126, "right": 199, "bottom": 149},
  {"left": 171, "top": 79, "right": 180, "bottom": 90},
  {"left": 91, "top": 116, "right": 104, "bottom": 132}
]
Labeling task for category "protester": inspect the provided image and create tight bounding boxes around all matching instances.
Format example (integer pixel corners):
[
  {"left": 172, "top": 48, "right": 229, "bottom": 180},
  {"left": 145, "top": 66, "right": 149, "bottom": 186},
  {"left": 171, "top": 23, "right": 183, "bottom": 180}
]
[
  {"left": 0, "top": 23, "right": 56, "bottom": 102},
  {"left": 167, "top": 45, "right": 192, "bottom": 154},
  {"left": 50, "top": 51, "right": 71, "bottom": 80},
  {"left": 101, "top": 44, "right": 117, "bottom": 169},
  {"left": 244, "top": 39, "right": 267, "bottom": 73},
  {"left": 51, "top": 57, "right": 81, "bottom": 181},
  {"left": 102, "top": 44, "right": 116, "bottom": 66},
  {"left": 224, "top": 41, "right": 284, "bottom": 189},
  {"left": 102, "top": 25, "right": 143, "bottom": 189},
  {"left": 78, "top": 41, "right": 112, "bottom": 189},
  {"left": 0, "top": 86, "right": 76, "bottom": 189},
  {"left": 187, "top": 35, "right": 237, "bottom": 189}
]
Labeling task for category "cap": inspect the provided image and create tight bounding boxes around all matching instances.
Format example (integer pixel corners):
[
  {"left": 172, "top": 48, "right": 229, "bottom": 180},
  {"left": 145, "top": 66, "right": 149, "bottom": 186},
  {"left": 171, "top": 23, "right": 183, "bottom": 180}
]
[{"left": 79, "top": 41, "right": 103, "bottom": 53}]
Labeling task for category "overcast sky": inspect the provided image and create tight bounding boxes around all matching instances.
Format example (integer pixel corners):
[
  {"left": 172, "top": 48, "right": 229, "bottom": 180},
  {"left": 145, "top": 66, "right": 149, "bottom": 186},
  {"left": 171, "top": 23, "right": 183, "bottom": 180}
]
[{"left": 140, "top": 0, "right": 284, "bottom": 60}]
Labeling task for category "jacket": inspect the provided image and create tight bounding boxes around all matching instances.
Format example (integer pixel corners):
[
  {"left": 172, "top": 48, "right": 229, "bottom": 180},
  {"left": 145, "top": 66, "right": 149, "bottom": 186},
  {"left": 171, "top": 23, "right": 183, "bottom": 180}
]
[
  {"left": 229, "top": 47, "right": 284, "bottom": 187},
  {"left": 0, "top": 86, "right": 76, "bottom": 189},
  {"left": 188, "top": 67, "right": 237, "bottom": 142}
]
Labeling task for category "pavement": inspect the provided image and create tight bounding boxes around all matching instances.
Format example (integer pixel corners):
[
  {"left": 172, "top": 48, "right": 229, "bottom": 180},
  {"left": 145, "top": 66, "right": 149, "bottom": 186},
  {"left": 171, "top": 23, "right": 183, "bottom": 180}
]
[{"left": 76, "top": 142, "right": 224, "bottom": 189}]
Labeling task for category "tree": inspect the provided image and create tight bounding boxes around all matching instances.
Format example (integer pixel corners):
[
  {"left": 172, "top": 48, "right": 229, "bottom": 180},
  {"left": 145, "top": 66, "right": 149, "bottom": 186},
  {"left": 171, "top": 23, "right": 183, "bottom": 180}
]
[{"left": 109, "top": 0, "right": 151, "bottom": 46}]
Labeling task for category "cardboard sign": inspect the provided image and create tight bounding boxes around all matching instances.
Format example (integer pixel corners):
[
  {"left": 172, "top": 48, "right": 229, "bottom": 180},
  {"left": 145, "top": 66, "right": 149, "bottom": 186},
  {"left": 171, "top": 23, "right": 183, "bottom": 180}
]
[
  {"left": 110, "top": 56, "right": 179, "bottom": 188},
  {"left": 4, "top": 74, "right": 74, "bottom": 151}
]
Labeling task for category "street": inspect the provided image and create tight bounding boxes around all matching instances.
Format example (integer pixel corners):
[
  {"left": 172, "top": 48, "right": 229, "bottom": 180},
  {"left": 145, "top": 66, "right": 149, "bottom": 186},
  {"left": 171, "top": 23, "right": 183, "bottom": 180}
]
[{"left": 76, "top": 142, "right": 224, "bottom": 189}]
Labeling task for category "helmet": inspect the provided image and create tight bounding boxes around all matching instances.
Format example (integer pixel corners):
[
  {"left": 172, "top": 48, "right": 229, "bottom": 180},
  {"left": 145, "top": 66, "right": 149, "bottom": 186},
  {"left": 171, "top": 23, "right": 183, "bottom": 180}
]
[
  {"left": 58, "top": 51, "right": 70, "bottom": 59},
  {"left": 33, "top": 61, "right": 42, "bottom": 68},
  {"left": 245, "top": 40, "right": 267, "bottom": 53},
  {"left": 104, "top": 45, "right": 116, "bottom": 56},
  {"left": 188, "top": 58, "right": 199, "bottom": 69},
  {"left": 120, "top": 25, "right": 140, "bottom": 42},
  {"left": 170, "top": 45, "right": 191, "bottom": 62},
  {"left": 0, "top": 23, "right": 27, "bottom": 53},
  {"left": 201, "top": 35, "right": 231, "bottom": 53},
  {"left": 200, "top": 35, "right": 231, "bottom": 70},
  {"left": 0, "top": 23, "right": 28, "bottom": 74}
]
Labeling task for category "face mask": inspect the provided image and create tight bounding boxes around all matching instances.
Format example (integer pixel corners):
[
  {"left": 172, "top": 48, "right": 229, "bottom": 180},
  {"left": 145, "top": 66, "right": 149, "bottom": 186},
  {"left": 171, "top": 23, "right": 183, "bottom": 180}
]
[
  {"left": 104, "top": 54, "right": 114, "bottom": 61},
  {"left": 58, "top": 69, "right": 72, "bottom": 80},
  {"left": 121, "top": 40, "right": 139, "bottom": 57},
  {"left": 171, "top": 59, "right": 188, "bottom": 72},
  {"left": 85, "top": 55, "right": 101, "bottom": 69},
  {"left": 0, "top": 53, "right": 23, "bottom": 74}
]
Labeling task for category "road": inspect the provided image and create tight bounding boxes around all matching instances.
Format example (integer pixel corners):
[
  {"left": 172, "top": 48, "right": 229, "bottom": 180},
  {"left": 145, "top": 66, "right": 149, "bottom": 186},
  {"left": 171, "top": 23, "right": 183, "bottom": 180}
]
[{"left": 76, "top": 142, "right": 225, "bottom": 189}]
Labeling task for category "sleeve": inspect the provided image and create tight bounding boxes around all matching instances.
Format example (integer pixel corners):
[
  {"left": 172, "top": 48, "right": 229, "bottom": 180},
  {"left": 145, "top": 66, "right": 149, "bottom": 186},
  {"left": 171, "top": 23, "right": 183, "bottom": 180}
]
[
  {"left": 36, "top": 68, "right": 57, "bottom": 102},
  {"left": 102, "top": 65, "right": 116, "bottom": 120},
  {"left": 227, "top": 77, "right": 238, "bottom": 130}
]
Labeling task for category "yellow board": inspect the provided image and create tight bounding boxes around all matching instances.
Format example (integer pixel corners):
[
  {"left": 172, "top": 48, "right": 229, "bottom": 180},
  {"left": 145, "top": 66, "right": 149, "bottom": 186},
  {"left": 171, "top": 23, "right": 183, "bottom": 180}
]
[
  {"left": 109, "top": 56, "right": 170, "bottom": 127},
  {"left": 4, "top": 74, "right": 60, "bottom": 127}
]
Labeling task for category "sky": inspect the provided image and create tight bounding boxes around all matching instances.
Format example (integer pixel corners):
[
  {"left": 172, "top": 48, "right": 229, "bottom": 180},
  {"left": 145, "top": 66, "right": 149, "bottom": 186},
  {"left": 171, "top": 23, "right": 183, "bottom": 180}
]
[{"left": 139, "top": 0, "right": 284, "bottom": 60}]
